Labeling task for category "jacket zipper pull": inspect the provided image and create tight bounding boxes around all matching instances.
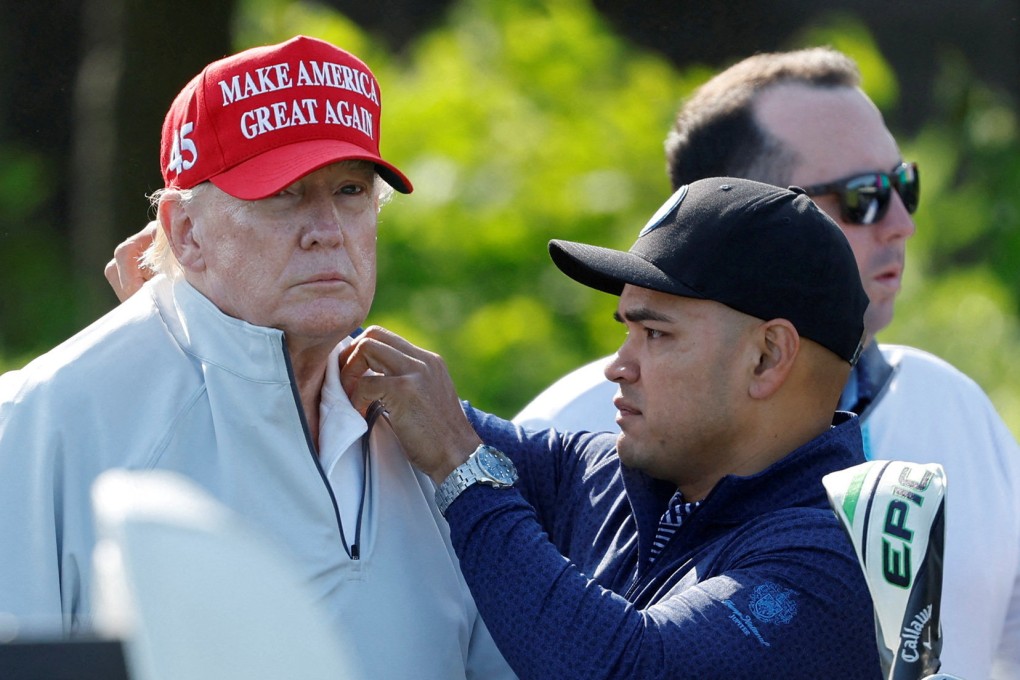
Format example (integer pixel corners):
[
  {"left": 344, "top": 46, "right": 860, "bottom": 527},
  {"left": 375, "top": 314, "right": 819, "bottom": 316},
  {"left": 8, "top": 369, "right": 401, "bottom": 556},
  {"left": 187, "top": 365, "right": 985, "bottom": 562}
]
[{"left": 351, "top": 544, "right": 360, "bottom": 560}]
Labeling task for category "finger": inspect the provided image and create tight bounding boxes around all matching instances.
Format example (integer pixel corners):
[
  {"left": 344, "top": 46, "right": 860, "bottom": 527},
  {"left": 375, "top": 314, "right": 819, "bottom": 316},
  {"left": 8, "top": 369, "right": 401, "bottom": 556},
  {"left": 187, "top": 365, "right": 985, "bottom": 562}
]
[
  {"left": 343, "top": 372, "right": 395, "bottom": 414},
  {"left": 339, "top": 329, "right": 479, "bottom": 480},
  {"left": 336, "top": 341, "right": 356, "bottom": 372},
  {"left": 105, "top": 255, "right": 147, "bottom": 303},
  {"left": 338, "top": 343, "right": 374, "bottom": 413},
  {"left": 348, "top": 367, "right": 477, "bottom": 480},
  {"left": 118, "top": 266, "right": 149, "bottom": 301},
  {"left": 338, "top": 336, "right": 413, "bottom": 410},
  {"left": 357, "top": 325, "right": 442, "bottom": 365},
  {"left": 104, "top": 258, "right": 120, "bottom": 291},
  {"left": 107, "top": 222, "right": 158, "bottom": 302},
  {"left": 340, "top": 333, "right": 453, "bottom": 418},
  {"left": 340, "top": 331, "right": 428, "bottom": 381},
  {"left": 338, "top": 338, "right": 372, "bottom": 393},
  {"left": 336, "top": 338, "right": 379, "bottom": 378},
  {"left": 109, "top": 259, "right": 148, "bottom": 302}
]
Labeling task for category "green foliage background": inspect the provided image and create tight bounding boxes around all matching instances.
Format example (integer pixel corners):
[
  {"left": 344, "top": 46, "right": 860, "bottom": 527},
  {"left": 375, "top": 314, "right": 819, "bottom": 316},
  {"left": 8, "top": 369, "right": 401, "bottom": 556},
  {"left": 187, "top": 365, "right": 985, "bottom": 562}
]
[{"left": 4, "top": 0, "right": 1020, "bottom": 436}]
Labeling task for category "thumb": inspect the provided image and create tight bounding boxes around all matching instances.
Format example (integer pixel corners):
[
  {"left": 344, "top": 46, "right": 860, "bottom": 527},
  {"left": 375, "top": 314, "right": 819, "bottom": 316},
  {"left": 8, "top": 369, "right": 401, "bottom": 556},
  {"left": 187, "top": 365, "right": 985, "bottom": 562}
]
[{"left": 337, "top": 342, "right": 370, "bottom": 412}]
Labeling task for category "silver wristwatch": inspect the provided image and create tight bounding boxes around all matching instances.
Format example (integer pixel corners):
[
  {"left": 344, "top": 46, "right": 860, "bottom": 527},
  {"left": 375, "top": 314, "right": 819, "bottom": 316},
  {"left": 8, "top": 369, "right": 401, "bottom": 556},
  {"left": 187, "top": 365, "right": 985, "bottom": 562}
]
[{"left": 435, "top": 444, "right": 518, "bottom": 516}]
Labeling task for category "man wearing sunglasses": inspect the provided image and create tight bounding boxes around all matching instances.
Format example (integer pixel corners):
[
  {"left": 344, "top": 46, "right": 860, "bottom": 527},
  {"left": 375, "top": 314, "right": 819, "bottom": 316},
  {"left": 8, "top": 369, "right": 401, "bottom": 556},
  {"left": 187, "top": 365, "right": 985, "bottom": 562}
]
[{"left": 516, "top": 47, "right": 1020, "bottom": 680}]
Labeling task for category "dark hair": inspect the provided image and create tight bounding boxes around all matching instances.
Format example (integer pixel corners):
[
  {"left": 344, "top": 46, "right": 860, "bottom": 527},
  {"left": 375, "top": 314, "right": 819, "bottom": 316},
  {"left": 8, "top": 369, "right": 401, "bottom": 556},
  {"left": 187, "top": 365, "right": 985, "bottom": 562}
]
[{"left": 665, "top": 47, "right": 861, "bottom": 190}]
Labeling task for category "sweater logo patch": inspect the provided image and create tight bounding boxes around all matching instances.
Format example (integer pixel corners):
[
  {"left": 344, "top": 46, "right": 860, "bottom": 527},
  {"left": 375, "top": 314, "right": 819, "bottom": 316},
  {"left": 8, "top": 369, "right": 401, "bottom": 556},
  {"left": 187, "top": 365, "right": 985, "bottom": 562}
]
[
  {"left": 749, "top": 582, "right": 798, "bottom": 624},
  {"left": 722, "top": 583, "right": 799, "bottom": 648}
]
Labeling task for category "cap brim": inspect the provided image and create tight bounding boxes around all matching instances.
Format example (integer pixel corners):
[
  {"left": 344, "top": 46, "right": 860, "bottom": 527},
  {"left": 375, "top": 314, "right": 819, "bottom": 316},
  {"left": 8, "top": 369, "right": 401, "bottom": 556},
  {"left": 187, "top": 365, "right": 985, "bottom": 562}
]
[
  {"left": 549, "top": 239, "right": 703, "bottom": 299},
  {"left": 209, "top": 139, "right": 413, "bottom": 199}
]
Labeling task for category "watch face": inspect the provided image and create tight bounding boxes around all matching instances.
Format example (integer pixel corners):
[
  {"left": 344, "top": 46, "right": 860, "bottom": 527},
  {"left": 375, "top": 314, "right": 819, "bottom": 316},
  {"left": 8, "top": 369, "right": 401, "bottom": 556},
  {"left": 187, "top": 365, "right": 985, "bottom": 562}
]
[{"left": 477, "top": 446, "right": 517, "bottom": 485}]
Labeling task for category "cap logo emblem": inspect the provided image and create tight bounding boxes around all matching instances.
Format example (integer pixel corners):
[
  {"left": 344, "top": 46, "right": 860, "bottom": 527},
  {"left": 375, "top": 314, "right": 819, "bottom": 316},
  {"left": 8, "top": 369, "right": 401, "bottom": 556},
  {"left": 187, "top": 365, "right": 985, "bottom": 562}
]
[
  {"left": 166, "top": 122, "right": 198, "bottom": 177},
  {"left": 639, "top": 184, "right": 688, "bottom": 237}
]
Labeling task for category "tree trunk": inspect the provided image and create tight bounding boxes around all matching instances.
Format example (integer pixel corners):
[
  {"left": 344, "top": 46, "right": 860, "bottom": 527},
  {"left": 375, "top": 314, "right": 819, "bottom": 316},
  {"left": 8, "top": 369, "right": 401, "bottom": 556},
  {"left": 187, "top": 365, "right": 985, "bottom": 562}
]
[{"left": 69, "top": 0, "right": 235, "bottom": 324}]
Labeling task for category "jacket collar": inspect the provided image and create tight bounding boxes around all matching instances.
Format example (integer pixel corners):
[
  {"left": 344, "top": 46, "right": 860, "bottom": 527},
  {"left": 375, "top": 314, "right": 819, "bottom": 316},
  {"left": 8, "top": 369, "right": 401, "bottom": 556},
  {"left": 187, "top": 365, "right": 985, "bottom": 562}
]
[
  {"left": 622, "top": 413, "right": 865, "bottom": 562},
  {"left": 839, "top": 342, "right": 895, "bottom": 416},
  {"left": 154, "top": 275, "right": 291, "bottom": 383}
]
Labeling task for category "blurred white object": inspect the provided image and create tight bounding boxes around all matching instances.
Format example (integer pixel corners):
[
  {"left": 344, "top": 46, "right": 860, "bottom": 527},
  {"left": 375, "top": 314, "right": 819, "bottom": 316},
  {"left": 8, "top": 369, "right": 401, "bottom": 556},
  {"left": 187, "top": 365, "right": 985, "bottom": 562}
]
[{"left": 91, "top": 469, "right": 366, "bottom": 680}]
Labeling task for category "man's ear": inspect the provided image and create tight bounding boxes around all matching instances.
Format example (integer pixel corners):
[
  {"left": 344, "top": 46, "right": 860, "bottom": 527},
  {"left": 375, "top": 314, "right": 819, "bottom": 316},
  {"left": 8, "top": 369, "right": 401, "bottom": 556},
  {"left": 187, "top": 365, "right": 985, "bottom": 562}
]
[
  {"left": 748, "top": 318, "right": 799, "bottom": 400},
  {"left": 158, "top": 197, "right": 206, "bottom": 273}
]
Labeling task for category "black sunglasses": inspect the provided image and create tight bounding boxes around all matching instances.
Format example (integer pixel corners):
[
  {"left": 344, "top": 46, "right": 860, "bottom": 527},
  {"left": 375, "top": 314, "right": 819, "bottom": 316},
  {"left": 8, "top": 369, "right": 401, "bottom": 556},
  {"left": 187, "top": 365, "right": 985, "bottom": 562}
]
[{"left": 801, "top": 161, "right": 919, "bottom": 225}]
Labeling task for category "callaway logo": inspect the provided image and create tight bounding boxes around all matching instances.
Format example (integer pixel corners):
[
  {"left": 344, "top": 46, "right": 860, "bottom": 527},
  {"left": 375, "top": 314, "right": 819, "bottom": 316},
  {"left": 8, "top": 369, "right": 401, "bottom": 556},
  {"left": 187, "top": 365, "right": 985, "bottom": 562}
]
[
  {"left": 639, "top": 185, "right": 688, "bottom": 237},
  {"left": 899, "top": 603, "right": 934, "bottom": 663}
]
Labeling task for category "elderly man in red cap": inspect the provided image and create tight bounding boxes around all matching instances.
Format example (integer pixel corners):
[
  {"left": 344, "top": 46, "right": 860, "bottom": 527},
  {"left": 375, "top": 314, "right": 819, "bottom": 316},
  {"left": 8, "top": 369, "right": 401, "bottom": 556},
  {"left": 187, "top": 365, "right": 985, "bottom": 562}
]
[{"left": 0, "top": 36, "right": 513, "bottom": 679}]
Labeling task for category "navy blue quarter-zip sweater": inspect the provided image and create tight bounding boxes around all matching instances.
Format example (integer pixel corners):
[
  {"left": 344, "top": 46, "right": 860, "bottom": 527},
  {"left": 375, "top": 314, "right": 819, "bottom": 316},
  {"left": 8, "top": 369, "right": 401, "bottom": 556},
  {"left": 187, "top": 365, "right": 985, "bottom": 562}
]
[{"left": 450, "top": 408, "right": 882, "bottom": 680}]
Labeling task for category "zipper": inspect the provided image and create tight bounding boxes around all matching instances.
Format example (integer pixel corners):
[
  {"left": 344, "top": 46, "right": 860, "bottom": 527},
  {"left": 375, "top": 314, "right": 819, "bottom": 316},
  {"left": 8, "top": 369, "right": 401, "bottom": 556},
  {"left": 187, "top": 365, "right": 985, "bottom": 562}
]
[{"left": 282, "top": 337, "right": 376, "bottom": 561}]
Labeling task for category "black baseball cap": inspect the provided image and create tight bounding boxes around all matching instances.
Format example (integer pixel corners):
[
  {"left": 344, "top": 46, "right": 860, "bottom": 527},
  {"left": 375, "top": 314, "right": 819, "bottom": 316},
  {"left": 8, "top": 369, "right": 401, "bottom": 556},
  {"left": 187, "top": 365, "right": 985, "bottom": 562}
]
[{"left": 549, "top": 177, "right": 869, "bottom": 364}]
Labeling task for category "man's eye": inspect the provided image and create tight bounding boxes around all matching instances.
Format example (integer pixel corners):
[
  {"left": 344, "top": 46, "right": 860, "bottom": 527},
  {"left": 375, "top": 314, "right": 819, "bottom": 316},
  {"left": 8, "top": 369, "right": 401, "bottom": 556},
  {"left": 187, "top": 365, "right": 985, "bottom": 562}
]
[{"left": 645, "top": 328, "right": 664, "bottom": 339}]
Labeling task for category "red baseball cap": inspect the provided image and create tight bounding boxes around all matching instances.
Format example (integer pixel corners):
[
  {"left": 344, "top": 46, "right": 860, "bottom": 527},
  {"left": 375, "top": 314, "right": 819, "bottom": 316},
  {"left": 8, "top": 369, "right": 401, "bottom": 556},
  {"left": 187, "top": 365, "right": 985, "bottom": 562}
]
[{"left": 160, "top": 35, "right": 412, "bottom": 199}]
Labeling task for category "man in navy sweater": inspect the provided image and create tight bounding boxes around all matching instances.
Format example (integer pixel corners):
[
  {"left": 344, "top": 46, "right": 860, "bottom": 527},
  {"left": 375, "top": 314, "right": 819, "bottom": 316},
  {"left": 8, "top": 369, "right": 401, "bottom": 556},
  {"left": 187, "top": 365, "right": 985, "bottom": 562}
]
[{"left": 341, "top": 177, "right": 883, "bottom": 678}]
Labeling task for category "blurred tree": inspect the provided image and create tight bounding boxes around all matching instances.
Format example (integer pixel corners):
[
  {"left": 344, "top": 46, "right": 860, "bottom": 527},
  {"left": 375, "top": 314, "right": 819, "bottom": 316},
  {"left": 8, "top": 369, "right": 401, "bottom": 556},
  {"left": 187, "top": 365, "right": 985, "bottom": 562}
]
[
  {"left": 0, "top": 0, "right": 234, "bottom": 358},
  {"left": 235, "top": 0, "right": 1020, "bottom": 434},
  {"left": 70, "top": 0, "right": 236, "bottom": 320},
  {"left": 590, "top": 0, "right": 1019, "bottom": 137},
  {"left": 2, "top": 0, "right": 1018, "bottom": 437},
  {"left": 0, "top": 0, "right": 81, "bottom": 355}
]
